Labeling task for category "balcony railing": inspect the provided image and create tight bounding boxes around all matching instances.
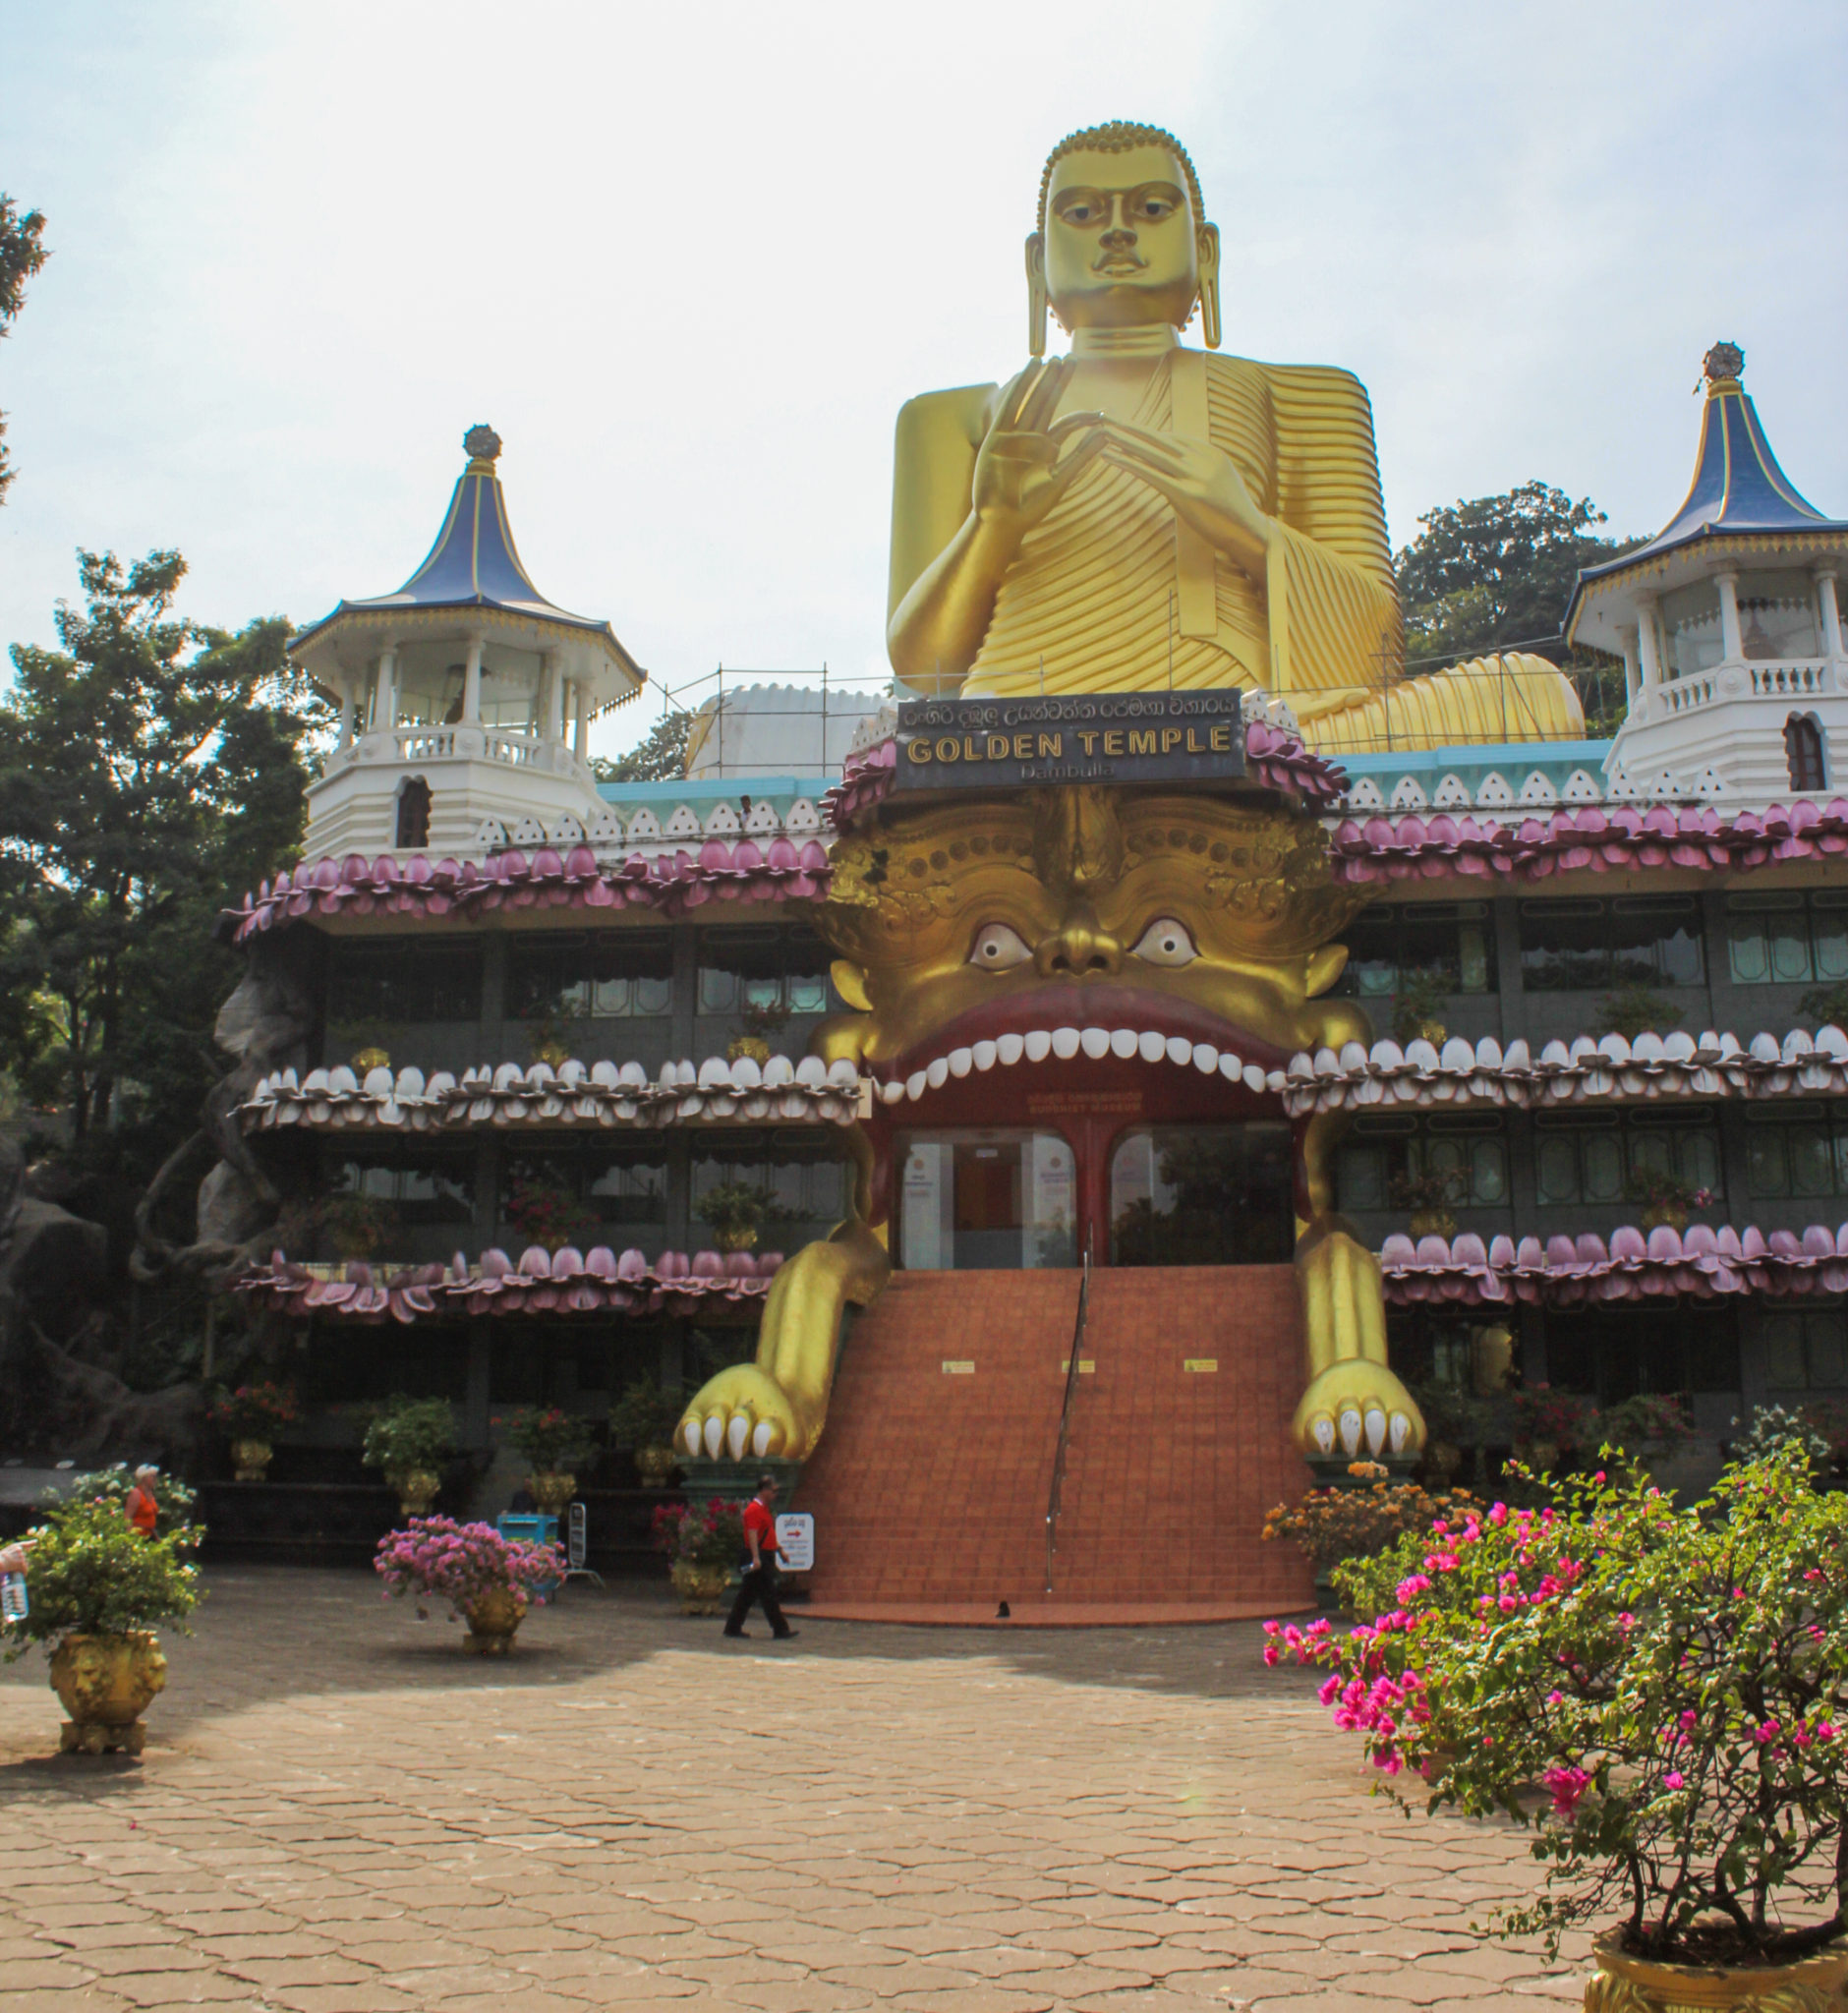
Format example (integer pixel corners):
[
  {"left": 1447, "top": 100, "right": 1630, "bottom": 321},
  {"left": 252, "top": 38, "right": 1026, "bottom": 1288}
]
[
  {"left": 1657, "top": 657, "right": 1838, "bottom": 718},
  {"left": 320, "top": 724, "right": 591, "bottom": 783}
]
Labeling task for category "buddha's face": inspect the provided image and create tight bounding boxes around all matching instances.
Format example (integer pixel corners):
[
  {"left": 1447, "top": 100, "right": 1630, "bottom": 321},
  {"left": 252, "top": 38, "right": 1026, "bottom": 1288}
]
[
  {"left": 1042, "top": 143, "right": 1203, "bottom": 333},
  {"left": 814, "top": 791, "right": 1372, "bottom": 1082}
]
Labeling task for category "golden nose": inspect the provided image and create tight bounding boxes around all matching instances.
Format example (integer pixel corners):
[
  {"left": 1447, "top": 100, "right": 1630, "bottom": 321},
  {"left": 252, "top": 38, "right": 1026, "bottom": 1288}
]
[{"left": 1037, "top": 913, "right": 1122, "bottom": 978}]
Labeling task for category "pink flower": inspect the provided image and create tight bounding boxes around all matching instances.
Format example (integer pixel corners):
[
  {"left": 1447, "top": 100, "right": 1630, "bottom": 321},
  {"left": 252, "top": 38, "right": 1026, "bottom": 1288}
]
[
  {"left": 1541, "top": 1765, "right": 1591, "bottom": 1815},
  {"left": 1664, "top": 1771, "right": 1685, "bottom": 1790}
]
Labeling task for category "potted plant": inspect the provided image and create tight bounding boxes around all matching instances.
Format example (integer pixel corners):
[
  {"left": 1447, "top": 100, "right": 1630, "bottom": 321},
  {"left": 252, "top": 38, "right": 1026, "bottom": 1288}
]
[
  {"left": 1261, "top": 1463, "right": 1478, "bottom": 1605},
  {"left": 3, "top": 1491, "right": 204, "bottom": 1754},
  {"left": 362, "top": 1396, "right": 456, "bottom": 1516},
  {"left": 40, "top": 1466, "right": 201, "bottom": 1540},
  {"left": 1622, "top": 1168, "right": 1713, "bottom": 1235},
  {"left": 1391, "top": 967, "right": 1453, "bottom": 1047},
  {"left": 1591, "top": 1392, "right": 1701, "bottom": 1492},
  {"left": 206, "top": 1381, "right": 299, "bottom": 1482},
  {"left": 653, "top": 1497, "right": 745, "bottom": 1614},
  {"left": 1509, "top": 1385, "right": 1593, "bottom": 1474},
  {"left": 726, "top": 998, "right": 790, "bottom": 1065},
  {"left": 527, "top": 1010, "right": 581, "bottom": 1070},
  {"left": 1798, "top": 983, "right": 1848, "bottom": 1033},
  {"left": 503, "top": 1176, "right": 595, "bottom": 1255},
  {"left": 320, "top": 1191, "right": 400, "bottom": 1261},
  {"left": 494, "top": 1406, "right": 595, "bottom": 1515},
  {"left": 609, "top": 1378, "right": 684, "bottom": 1488},
  {"left": 1593, "top": 984, "right": 1684, "bottom": 1041},
  {"left": 1389, "top": 1165, "right": 1465, "bottom": 1238},
  {"left": 374, "top": 1516, "right": 561, "bottom": 1655},
  {"left": 1728, "top": 1403, "right": 1830, "bottom": 1478},
  {"left": 1266, "top": 1450, "right": 1848, "bottom": 2007},
  {"left": 696, "top": 1179, "right": 781, "bottom": 1254}
]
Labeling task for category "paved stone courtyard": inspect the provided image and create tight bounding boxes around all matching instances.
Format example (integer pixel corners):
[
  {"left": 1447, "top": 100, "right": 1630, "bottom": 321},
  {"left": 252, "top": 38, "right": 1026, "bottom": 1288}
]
[{"left": 0, "top": 1568, "right": 1587, "bottom": 2011}]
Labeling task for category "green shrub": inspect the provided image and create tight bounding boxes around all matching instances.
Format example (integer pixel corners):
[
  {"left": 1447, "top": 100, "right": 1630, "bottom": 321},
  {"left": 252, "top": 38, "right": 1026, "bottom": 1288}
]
[
  {"left": 4, "top": 1494, "right": 203, "bottom": 1654},
  {"left": 361, "top": 1397, "right": 456, "bottom": 1475}
]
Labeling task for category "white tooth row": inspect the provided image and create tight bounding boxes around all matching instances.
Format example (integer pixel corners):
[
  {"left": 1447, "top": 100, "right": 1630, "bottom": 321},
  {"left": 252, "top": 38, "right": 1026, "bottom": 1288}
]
[{"left": 877, "top": 1029, "right": 1289, "bottom": 1105}]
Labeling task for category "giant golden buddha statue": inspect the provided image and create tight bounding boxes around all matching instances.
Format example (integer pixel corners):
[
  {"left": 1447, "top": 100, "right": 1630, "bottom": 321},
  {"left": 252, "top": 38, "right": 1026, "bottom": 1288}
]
[{"left": 888, "top": 121, "right": 1580, "bottom": 748}]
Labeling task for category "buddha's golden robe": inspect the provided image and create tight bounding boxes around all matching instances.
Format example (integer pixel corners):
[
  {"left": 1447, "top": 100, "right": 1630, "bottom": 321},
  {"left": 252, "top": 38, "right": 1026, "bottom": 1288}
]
[{"left": 958, "top": 349, "right": 1582, "bottom": 748}]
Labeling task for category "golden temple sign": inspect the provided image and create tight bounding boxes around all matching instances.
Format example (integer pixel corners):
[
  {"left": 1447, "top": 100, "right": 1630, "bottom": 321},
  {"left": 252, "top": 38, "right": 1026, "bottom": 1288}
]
[{"left": 895, "top": 689, "right": 1244, "bottom": 790}]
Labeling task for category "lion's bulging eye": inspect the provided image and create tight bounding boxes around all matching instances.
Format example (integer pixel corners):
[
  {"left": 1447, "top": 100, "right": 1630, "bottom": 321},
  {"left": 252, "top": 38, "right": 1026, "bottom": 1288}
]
[
  {"left": 1130, "top": 918, "right": 1197, "bottom": 967},
  {"left": 969, "top": 923, "right": 1033, "bottom": 971}
]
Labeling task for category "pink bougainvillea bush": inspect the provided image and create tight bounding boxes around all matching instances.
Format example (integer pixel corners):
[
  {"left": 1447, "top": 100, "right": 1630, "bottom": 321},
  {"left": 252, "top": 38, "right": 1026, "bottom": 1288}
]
[
  {"left": 374, "top": 1516, "right": 561, "bottom": 1622},
  {"left": 1265, "top": 1447, "right": 1848, "bottom": 1967}
]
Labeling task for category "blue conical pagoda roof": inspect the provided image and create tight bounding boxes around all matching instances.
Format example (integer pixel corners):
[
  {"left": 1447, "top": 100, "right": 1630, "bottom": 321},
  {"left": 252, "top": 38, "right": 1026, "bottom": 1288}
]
[
  {"left": 1567, "top": 347, "right": 1848, "bottom": 647},
  {"left": 292, "top": 426, "right": 642, "bottom": 690}
]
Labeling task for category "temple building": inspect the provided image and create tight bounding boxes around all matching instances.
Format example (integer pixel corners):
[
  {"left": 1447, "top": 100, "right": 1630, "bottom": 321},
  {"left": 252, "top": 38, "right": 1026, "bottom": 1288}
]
[{"left": 208, "top": 127, "right": 1848, "bottom": 1617}]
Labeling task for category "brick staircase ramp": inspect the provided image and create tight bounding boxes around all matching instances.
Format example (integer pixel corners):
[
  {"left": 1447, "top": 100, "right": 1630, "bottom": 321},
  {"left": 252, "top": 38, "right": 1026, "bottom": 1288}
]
[{"left": 795, "top": 1266, "right": 1316, "bottom": 1626}]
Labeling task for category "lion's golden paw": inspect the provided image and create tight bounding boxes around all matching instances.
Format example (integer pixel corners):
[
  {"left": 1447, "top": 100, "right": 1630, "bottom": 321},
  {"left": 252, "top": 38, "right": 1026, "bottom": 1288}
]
[
  {"left": 677, "top": 1365, "right": 809, "bottom": 1463},
  {"left": 1293, "top": 1361, "right": 1425, "bottom": 1463}
]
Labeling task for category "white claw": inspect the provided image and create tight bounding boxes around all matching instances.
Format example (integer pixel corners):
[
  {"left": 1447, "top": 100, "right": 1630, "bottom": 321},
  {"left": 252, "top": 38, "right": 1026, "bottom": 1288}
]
[
  {"left": 1023, "top": 1029, "right": 1052, "bottom": 1063},
  {"left": 703, "top": 1414, "right": 723, "bottom": 1459},
  {"left": 682, "top": 1419, "right": 703, "bottom": 1457},
  {"left": 751, "top": 1419, "right": 775, "bottom": 1457},
  {"left": 997, "top": 1032, "right": 1026, "bottom": 1065},
  {"left": 1311, "top": 1415, "right": 1337, "bottom": 1456},
  {"left": 726, "top": 1414, "right": 750, "bottom": 1461},
  {"left": 1363, "top": 1407, "right": 1387, "bottom": 1457},
  {"left": 1338, "top": 1407, "right": 1363, "bottom": 1457},
  {"left": 1081, "top": 1026, "right": 1113, "bottom": 1060},
  {"left": 1388, "top": 1411, "right": 1412, "bottom": 1454}
]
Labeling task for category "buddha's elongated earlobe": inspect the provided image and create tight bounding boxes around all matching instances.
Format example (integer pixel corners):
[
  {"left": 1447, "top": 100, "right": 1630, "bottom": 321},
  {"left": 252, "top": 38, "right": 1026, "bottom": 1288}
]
[
  {"left": 1197, "top": 221, "right": 1222, "bottom": 349},
  {"left": 1025, "top": 233, "right": 1048, "bottom": 358}
]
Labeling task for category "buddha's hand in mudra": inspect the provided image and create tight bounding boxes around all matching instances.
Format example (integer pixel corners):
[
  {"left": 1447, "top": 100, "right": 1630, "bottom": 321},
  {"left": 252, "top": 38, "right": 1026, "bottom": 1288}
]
[
  {"left": 1076, "top": 416, "right": 1275, "bottom": 579},
  {"left": 971, "top": 359, "right": 1105, "bottom": 538}
]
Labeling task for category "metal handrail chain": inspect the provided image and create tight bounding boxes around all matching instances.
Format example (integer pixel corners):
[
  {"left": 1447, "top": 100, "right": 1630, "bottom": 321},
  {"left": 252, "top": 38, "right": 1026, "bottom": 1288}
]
[{"left": 1044, "top": 1245, "right": 1092, "bottom": 1595}]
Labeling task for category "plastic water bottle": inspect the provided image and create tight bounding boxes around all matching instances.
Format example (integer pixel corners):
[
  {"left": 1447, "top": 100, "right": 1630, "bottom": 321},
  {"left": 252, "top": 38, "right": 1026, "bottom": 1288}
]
[{"left": 0, "top": 1573, "right": 27, "bottom": 1624}]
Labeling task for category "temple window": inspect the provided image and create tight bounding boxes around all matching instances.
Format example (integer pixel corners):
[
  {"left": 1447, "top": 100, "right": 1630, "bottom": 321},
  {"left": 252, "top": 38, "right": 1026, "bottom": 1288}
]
[
  {"left": 324, "top": 936, "right": 485, "bottom": 1042},
  {"left": 501, "top": 1146, "right": 669, "bottom": 1249},
  {"left": 1108, "top": 1124, "right": 1294, "bottom": 1266},
  {"left": 507, "top": 930, "right": 674, "bottom": 1020},
  {"left": 1518, "top": 895, "right": 1704, "bottom": 991},
  {"left": 1543, "top": 1303, "right": 1740, "bottom": 1402},
  {"left": 394, "top": 776, "right": 431, "bottom": 849},
  {"left": 1661, "top": 581, "right": 1723, "bottom": 678},
  {"left": 1531, "top": 1109, "right": 1723, "bottom": 1207},
  {"left": 1761, "top": 1306, "right": 1848, "bottom": 1391},
  {"left": 1724, "top": 891, "right": 1848, "bottom": 986},
  {"left": 691, "top": 1133, "right": 849, "bottom": 1255},
  {"left": 1739, "top": 571, "right": 1821, "bottom": 661},
  {"left": 1785, "top": 712, "right": 1827, "bottom": 792},
  {"left": 1337, "top": 1113, "right": 1508, "bottom": 1212},
  {"left": 1336, "top": 900, "right": 1495, "bottom": 1000},
  {"left": 895, "top": 1129, "right": 1074, "bottom": 1271},
  {"left": 328, "top": 1149, "right": 475, "bottom": 1224},
  {"left": 696, "top": 925, "right": 833, "bottom": 1017},
  {"left": 1745, "top": 1105, "right": 1848, "bottom": 1199}
]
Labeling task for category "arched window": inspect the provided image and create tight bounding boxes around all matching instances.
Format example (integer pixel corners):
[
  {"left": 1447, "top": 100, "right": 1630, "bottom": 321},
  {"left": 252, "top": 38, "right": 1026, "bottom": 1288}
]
[
  {"left": 395, "top": 776, "right": 432, "bottom": 849},
  {"left": 1785, "top": 714, "right": 1827, "bottom": 794}
]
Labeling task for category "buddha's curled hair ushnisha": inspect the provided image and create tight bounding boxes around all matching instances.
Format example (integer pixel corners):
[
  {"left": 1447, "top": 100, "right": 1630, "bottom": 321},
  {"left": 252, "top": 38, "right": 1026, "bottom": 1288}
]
[{"left": 1036, "top": 122, "right": 1206, "bottom": 232}]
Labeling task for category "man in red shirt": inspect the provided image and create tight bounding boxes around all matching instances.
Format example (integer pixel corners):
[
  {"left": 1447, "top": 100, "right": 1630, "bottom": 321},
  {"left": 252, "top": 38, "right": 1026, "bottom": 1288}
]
[{"left": 722, "top": 1476, "right": 798, "bottom": 1641}]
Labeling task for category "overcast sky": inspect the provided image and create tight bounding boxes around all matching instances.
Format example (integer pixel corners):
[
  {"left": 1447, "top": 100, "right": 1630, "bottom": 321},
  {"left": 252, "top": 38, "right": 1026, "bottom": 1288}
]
[{"left": 3, "top": 0, "right": 1844, "bottom": 759}]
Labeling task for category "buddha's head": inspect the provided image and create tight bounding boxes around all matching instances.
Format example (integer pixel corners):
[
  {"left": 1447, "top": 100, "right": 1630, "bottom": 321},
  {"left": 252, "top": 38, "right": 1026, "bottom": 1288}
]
[{"left": 1028, "top": 122, "right": 1221, "bottom": 353}]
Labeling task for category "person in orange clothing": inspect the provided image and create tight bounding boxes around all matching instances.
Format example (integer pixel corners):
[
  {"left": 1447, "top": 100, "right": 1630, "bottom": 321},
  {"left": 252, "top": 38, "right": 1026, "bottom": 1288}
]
[
  {"left": 722, "top": 1476, "right": 798, "bottom": 1642},
  {"left": 124, "top": 1467, "right": 160, "bottom": 1537}
]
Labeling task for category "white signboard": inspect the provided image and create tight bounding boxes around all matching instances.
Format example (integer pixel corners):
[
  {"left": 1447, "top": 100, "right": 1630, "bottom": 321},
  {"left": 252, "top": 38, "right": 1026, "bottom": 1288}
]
[{"left": 775, "top": 1512, "right": 815, "bottom": 1573}]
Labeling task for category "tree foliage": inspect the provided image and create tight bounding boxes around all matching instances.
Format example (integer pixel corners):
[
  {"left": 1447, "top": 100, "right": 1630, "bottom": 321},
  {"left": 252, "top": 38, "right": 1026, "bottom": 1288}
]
[
  {"left": 0, "top": 194, "right": 49, "bottom": 504},
  {"left": 0, "top": 550, "right": 323, "bottom": 1181},
  {"left": 1395, "top": 483, "right": 1645, "bottom": 734},
  {"left": 590, "top": 708, "right": 691, "bottom": 783}
]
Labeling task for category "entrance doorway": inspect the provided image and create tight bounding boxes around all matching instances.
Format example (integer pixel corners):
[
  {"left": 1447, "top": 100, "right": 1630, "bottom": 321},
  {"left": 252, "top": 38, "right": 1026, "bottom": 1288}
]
[{"left": 895, "top": 1130, "right": 1077, "bottom": 1271}]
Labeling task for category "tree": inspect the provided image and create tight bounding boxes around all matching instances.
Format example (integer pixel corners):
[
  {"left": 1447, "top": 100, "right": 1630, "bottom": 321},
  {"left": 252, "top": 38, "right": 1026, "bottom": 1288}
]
[
  {"left": 591, "top": 707, "right": 692, "bottom": 783},
  {"left": 0, "top": 550, "right": 323, "bottom": 1180},
  {"left": 0, "top": 195, "right": 49, "bottom": 505},
  {"left": 1395, "top": 484, "right": 1645, "bottom": 734}
]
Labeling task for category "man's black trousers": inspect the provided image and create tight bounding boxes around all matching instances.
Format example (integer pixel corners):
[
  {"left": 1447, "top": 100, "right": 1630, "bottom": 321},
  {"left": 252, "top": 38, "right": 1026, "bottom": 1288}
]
[{"left": 723, "top": 1561, "right": 790, "bottom": 1638}]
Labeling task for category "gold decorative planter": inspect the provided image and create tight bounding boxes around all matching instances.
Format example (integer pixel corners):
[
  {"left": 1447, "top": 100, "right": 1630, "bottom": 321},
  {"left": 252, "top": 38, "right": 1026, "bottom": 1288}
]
[
  {"left": 670, "top": 1561, "right": 733, "bottom": 1615},
  {"left": 635, "top": 1447, "right": 678, "bottom": 1489},
  {"left": 726, "top": 1034, "right": 772, "bottom": 1064},
  {"left": 231, "top": 1438, "right": 273, "bottom": 1483},
  {"left": 1586, "top": 1927, "right": 1848, "bottom": 2010},
  {"left": 713, "top": 1225, "right": 759, "bottom": 1253},
  {"left": 461, "top": 1587, "right": 525, "bottom": 1655},
  {"left": 527, "top": 1472, "right": 576, "bottom": 1515},
  {"left": 50, "top": 1632, "right": 167, "bottom": 1755},
  {"left": 1408, "top": 1209, "right": 1458, "bottom": 1237},
  {"left": 390, "top": 1469, "right": 441, "bottom": 1517}
]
